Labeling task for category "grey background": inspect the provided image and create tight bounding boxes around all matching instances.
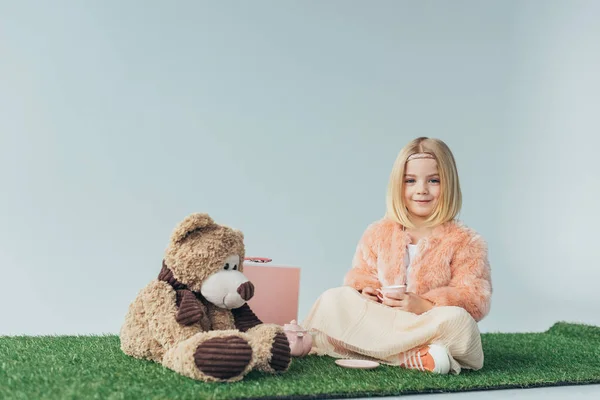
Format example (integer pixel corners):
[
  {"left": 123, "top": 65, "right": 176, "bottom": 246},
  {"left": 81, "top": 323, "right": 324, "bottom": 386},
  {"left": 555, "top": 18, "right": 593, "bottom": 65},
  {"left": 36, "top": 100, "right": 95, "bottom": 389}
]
[{"left": 1, "top": 0, "right": 599, "bottom": 337}]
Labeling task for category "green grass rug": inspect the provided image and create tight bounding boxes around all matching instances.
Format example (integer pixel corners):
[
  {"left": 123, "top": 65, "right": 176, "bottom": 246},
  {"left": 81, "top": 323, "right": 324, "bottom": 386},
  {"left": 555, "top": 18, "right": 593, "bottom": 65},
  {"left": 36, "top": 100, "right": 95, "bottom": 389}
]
[{"left": 1, "top": 322, "right": 599, "bottom": 400}]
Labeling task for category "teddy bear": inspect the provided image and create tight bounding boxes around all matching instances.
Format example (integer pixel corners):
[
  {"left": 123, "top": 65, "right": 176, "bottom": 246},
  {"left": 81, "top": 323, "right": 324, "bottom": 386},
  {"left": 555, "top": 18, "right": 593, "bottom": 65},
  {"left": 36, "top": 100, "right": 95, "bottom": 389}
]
[{"left": 119, "top": 213, "right": 292, "bottom": 382}]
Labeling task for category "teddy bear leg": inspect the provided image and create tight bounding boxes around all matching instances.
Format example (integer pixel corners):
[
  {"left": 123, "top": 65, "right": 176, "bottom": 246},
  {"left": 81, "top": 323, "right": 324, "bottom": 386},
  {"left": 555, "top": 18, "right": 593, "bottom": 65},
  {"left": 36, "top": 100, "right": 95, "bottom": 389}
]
[
  {"left": 162, "top": 330, "right": 255, "bottom": 383},
  {"left": 245, "top": 323, "right": 291, "bottom": 374}
]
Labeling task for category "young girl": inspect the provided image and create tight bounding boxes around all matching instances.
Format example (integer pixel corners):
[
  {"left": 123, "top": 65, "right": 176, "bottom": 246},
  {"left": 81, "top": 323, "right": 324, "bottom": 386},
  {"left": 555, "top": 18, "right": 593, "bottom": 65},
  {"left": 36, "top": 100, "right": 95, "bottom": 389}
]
[{"left": 302, "top": 137, "right": 492, "bottom": 375}]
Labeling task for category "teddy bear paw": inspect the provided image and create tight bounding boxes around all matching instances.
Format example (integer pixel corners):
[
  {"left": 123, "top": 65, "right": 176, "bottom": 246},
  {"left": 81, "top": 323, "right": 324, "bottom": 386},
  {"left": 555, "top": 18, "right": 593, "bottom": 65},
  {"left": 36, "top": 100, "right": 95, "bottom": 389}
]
[
  {"left": 269, "top": 332, "right": 292, "bottom": 372},
  {"left": 194, "top": 336, "right": 253, "bottom": 380}
]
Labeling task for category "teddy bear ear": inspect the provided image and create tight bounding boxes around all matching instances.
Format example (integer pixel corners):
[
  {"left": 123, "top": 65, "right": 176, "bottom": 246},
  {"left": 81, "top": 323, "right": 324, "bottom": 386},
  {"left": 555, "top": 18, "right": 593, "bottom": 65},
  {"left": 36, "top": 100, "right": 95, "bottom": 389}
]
[{"left": 170, "top": 213, "right": 215, "bottom": 244}]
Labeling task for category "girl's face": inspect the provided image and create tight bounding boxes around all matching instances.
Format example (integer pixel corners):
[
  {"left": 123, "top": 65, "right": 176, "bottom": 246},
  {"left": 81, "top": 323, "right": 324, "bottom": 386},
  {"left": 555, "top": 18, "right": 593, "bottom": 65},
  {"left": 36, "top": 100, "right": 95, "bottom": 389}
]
[{"left": 403, "top": 158, "right": 441, "bottom": 224}]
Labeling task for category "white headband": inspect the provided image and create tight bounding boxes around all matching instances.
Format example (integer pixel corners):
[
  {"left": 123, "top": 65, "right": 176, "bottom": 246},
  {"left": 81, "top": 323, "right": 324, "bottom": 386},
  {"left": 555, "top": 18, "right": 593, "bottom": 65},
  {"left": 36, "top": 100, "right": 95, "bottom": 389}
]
[{"left": 407, "top": 152, "right": 435, "bottom": 161}]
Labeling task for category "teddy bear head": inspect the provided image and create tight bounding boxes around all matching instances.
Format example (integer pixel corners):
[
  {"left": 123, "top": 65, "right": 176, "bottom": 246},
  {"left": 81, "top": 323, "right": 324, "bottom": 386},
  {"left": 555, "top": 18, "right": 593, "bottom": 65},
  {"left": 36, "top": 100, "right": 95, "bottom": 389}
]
[{"left": 161, "top": 213, "right": 252, "bottom": 309}]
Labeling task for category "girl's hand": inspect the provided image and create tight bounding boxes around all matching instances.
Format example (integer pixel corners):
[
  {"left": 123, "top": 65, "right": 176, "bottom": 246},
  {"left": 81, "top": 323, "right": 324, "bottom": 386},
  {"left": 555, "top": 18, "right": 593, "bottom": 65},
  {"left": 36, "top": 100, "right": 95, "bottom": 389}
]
[
  {"left": 382, "top": 291, "right": 434, "bottom": 314},
  {"left": 360, "top": 287, "right": 381, "bottom": 303}
]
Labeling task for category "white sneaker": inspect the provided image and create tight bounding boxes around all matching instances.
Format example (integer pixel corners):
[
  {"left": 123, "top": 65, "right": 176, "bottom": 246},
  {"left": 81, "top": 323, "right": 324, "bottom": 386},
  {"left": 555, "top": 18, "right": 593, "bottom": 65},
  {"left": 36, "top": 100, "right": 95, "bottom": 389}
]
[{"left": 399, "top": 343, "right": 451, "bottom": 374}]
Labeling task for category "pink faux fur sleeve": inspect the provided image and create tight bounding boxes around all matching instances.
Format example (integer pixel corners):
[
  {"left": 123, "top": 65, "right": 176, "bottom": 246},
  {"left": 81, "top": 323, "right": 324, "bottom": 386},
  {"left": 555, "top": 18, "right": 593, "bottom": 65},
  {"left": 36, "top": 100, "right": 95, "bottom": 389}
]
[
  {"left": 343, "top": 223, "right": 381, "bottom": 292},
  {"left": 420, "top": 234, "right": 492, "bottom": 322}
]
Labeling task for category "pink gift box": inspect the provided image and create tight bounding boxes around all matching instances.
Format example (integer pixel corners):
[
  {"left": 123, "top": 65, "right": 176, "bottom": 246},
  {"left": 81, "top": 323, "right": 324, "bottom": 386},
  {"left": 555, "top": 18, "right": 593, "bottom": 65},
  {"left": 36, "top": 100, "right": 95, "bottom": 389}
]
[{"left": 242, "top": 258, "right": 300, "bottom": 326}]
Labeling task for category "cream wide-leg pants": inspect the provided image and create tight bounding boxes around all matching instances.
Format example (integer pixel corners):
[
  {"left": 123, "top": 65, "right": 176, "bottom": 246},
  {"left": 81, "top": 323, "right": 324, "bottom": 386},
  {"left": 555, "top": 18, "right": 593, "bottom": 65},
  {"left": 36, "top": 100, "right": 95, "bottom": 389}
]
[{"left": 301, "top": 286, "right": 484, "bottom": 374}]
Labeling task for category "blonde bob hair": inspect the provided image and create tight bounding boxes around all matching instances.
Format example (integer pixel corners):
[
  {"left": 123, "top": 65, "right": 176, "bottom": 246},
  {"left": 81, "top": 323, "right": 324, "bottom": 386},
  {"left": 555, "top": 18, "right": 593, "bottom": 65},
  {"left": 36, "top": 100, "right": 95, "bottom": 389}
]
[{"left": 385, "top": 137, "right": 462, "bottom": 228}]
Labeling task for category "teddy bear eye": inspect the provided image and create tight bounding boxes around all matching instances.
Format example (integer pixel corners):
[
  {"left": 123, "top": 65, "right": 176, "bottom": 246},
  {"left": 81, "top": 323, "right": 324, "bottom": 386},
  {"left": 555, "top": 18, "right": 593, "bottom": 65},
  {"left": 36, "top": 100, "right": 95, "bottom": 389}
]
[
  {"left": 224, "top": 263, "right": 230, "bottom": 270},
  {"left": 233, "top": 264, "right": 237, "bottom": 270}
]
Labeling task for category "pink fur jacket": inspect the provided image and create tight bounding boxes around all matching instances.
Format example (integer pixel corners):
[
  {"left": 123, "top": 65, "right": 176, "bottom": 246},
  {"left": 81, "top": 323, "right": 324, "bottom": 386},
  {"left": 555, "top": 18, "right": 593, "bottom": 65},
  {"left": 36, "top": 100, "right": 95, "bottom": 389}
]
[{"left": 344, "top": 218, "right": 492, "bottom": 322}]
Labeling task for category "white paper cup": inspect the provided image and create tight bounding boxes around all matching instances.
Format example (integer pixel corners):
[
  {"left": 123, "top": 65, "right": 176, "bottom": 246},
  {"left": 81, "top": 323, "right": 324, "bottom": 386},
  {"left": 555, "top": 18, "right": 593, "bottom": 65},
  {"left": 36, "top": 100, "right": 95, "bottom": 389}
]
[{"left": 379, "top": 285, "right": 406, "bottom": 298}]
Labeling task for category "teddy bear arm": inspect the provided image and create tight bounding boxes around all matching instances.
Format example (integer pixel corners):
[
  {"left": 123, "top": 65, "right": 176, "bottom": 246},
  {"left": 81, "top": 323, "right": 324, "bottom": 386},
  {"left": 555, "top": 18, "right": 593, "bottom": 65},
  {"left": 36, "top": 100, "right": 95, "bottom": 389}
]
[
  {"left": 142, "top": 280, "right": 200, "bottom": 348},
  {"left": 176, "top": 289, "right": 211, "bottom": 328}
]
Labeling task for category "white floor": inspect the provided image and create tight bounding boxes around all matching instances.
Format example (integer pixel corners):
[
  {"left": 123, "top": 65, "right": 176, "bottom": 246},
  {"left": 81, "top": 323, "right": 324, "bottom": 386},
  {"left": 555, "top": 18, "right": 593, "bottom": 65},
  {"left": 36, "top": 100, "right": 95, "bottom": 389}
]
[{"left": 347, "top": 384, "right": 600, "bottom": 399}]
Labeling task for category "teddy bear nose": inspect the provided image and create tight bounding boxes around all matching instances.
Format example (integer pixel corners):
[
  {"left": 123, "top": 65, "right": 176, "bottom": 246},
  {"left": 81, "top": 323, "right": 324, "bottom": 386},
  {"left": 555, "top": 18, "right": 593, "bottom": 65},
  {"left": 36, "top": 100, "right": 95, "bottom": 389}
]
[{"left": 237, "top": 281, "right": 255, "bottom": 301}]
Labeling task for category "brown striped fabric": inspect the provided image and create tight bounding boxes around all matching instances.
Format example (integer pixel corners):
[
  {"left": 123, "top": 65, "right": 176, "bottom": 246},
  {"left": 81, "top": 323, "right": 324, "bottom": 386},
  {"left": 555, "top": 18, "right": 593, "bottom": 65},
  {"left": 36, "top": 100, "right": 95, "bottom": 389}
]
[
  {"left": 175, "top": 290, "right": 205, "bottom": 326},
  {"left": 194, "top": 336, "right": 252, "bottom": 379},
  {"left": 269, "top": 332, "right": 291, "bottom": 371},
  {"left": 158, "top": 261, "right": 186, "bottom": 290},
  {"left": 159, "top": 261, "right": 213, "bottom": 329},
  {"left": 231, "top": 304, "right": 262, "bottom": 332},
  {"left": 236, "top": 281, "right": 255, "bottom": 301}
]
